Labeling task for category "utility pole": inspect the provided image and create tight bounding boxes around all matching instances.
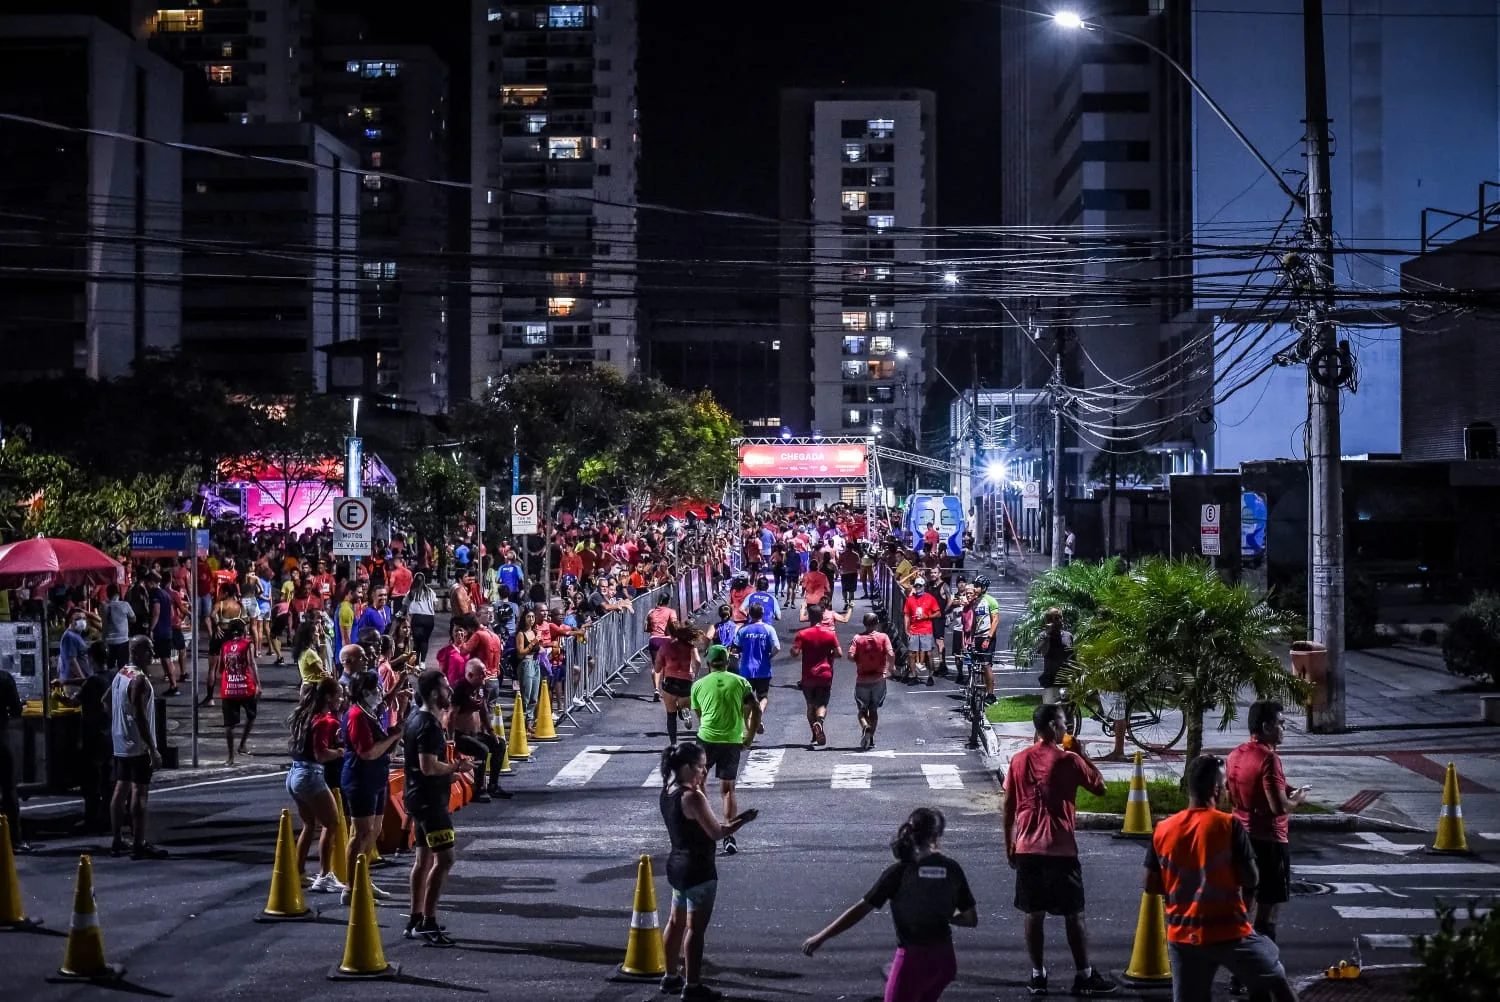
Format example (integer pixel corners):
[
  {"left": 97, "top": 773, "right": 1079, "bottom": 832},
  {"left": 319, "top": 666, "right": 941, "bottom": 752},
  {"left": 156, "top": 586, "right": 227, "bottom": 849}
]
[
  {"left": 1106, "top": 413, "right": 1118, "bottom": 557},
  {"left": 972, "top": 339, "right": 982, "bottom": 540},
  {"left": 1050, "top": 328, "right": 1068, "bottom": 569},
  {"left": 1303, "top": 0, "right": 1345, "bottom": 732}
]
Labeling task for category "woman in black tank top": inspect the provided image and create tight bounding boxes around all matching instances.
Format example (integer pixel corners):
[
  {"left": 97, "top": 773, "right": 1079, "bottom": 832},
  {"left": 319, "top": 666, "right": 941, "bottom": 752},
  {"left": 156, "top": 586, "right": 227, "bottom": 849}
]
[{"left": 658, "top": 743, "right": 759, "bottom": 1001}]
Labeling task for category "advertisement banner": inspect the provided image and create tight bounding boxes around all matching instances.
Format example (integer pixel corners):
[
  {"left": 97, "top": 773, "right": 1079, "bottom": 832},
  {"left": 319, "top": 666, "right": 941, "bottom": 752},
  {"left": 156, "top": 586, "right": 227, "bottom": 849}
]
[{"left": 738, "top": 443, "right": 868, "bottom": 479}]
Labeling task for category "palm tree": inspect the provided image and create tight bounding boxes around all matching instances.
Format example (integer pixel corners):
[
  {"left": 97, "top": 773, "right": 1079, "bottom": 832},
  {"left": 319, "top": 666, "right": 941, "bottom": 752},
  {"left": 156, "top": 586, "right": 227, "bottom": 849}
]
[
  {"left": 1071, "top": 556, "right": 1308, "bottom": 766},
  {"left": 1010, "top": 557, "right": 1123, "bottom": 666}
]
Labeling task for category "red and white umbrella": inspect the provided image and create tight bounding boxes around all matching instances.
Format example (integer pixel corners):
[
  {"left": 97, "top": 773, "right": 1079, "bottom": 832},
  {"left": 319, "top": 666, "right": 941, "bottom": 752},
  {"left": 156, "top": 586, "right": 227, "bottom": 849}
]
[{"left": 0, "top": 536, "right": 125, "bottom": 590}]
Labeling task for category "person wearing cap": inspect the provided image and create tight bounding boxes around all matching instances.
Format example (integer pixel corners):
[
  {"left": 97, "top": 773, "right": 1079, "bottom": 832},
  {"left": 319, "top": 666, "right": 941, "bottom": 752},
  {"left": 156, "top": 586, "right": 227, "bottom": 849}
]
[
  {"left": 689, "top": 643, "right": 760, "bottom": 856},
  {"left": 903, "top": 576, "right": 943, "bottom": 686}
]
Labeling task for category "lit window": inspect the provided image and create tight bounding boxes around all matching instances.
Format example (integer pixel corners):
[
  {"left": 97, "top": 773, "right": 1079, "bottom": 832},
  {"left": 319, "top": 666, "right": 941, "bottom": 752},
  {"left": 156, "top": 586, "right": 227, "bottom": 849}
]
[
  {"left": 364, "top": 128, "right": 382, "bottom": 140},
  {"left": 841, "top": 190, "right": 867, "bottom": 211},
  {"left": 194, "top": 182, "right": 208, "bottom": 194},
  {"left": 548, "top": 297, "right": 576, "bottom": 316},
  {"left": 771, "top": 340, "right": 781, "bottom": 351},
  {"left": 842, "top": 336, "right": 867, "bottom": 355},
  {"left": 488, "top": 7, "right": 504, "bottom": 21},
  {"left": 847, "top": 408, "right": 865, "bottom": 425},
  {"left": 841, "top": 311, "right": 869, "bottom": 332},
  {"left": 523, "top": 323, "right": 549, "bottom": 345},
  {"left": 873, "top": 311, "right": 895, "bottom": 330},
  {"left": 867, "top": 361, "right": 895, "bottom": 379},
  {"left": 363, "top": 174, "right": 382, "bottom": 190},
  {"left": 347, "top": 61, "right": 360, "bottom": 73},
  {"left": 550, "top": 271, "right": 586, "bottom": 287},
  {"left": 360, "top": 261, "right": 397, "bottom": 280},
  {"left": 503, "top": 85, "right": 548, "bottom": 107},
  {"left": 525, "top": 113, "right": 548, "bottom": 134},
  {"left": 842, "top": 143, "right": 863, "bottom": 163},
  {"left": 549, "top": 4, "right": 587, "bottom": 28},
  {"left": 548, "top": 137, "right": 583, "bottom": 159},
  {"left": 362, "top": 107, "right": 381, "bottom": 123},
  {"left": 206, "top": 64, "right": 233, "bottom": 84},
  {"left": 370, "top": 152, "right": 382, "bottom": 167},
  {"left": 869, "top": 215, "right": 894, "bottom": 230},
  {"left": 842, "top": 364, "right": 864, "bottom": 382},
  {"left": 873, "top": 265, "right": 892, "bottom": 282},
  {"left": 871, "top": 336, "right": 894, "bottom": 354},
  {"left": 221, "top": 41, "right": 233, "bottom": 57},
  {"left": 867, "top": 118, "right": 895, "bottom": 138},
  {"left": 870, "top": 167, "right": 893, "bottom": 187},
  {"left": 351, "top": 61, "right": 400, "bottom": 79},
  {"left": 154, "top": 9, "right": 203, "bottom": 32}
]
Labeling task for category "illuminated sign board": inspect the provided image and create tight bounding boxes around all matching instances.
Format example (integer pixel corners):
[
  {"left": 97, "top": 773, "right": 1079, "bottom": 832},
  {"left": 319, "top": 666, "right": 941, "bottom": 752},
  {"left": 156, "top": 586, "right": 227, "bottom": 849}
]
[{"left": 738, "top": 444, "right": 869, "bottom": 479}]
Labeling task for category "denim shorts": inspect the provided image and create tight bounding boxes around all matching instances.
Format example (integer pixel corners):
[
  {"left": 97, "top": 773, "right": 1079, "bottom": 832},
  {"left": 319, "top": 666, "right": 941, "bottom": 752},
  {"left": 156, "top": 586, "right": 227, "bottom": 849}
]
[
  {"left": 671, "top": 879, "right": 718, "bottom": 913},
  {"left": 286, "top": 761, "right": 329, "bottom": 802}
]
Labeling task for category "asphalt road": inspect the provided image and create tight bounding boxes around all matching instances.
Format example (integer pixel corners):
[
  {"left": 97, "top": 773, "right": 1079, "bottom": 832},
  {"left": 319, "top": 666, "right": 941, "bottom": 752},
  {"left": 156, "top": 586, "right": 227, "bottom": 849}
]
[{"left": 9, "top": 580, "right": 1491, "bottom": 1000}]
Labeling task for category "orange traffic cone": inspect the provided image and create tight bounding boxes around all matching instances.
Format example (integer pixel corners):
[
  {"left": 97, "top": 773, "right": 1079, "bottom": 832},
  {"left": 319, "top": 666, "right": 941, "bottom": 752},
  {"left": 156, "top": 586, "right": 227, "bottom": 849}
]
[
  {"left": 0, "top": 817, "right": 41, "bottom": 931},
  {"left": 257, "top": 809, "right": 313, "bottom": 922},
  {"left": 613, "top": 855, "right": 667, "bottom": 981},
  {"left": 532, "top": 682, "right": 560, "bottom": 741},
  {"left": 1121, "top": 891, "right": 1172, "bottom": 987},
  {"left": 1429, "top": 762, "right": 1471, "bottom": 854},
  {"left": 508, "top": 693, "right": 532, "bottom": 761},
  {"left": 47, "top": 856, "right": 124, "bottom": 983},
  {"left": 327, "top": 855, "right": 399, "bottom": 981}
]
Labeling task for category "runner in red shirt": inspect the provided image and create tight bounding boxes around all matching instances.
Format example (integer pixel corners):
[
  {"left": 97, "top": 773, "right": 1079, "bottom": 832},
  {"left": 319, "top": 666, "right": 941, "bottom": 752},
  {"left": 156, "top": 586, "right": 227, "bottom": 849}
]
[
  {"left": 902, "top": 577, "right": 942, "bottom": 685},
  {"left": 654, "top": 623, "right": 701, "bottom": 746},
  {"left": 847, "top": 613, "right": 894, "bottom": 751},
  {"left": 791, "top": 605, "right": 840, "bottom": 747}
]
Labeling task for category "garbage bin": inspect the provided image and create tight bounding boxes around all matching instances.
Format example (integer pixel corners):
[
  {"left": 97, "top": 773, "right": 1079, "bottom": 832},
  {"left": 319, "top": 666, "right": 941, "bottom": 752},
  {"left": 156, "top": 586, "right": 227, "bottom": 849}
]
[{"left": 1289, "top": 640, "right": 1328, "bottom": 729}]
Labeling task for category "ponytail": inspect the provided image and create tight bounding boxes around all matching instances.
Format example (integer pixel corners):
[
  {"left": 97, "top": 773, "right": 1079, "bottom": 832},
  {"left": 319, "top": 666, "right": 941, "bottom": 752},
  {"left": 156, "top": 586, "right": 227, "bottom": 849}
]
[
  {"left": 660, "top": 742, "right": 704, "bottom": 788},
  {"left": 890, "top": 807, "right": 946, "bottom": 862}
]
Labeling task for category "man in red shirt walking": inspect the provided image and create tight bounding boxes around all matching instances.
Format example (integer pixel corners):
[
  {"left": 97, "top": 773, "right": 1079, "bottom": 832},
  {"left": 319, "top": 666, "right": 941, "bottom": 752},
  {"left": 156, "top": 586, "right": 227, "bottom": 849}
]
[
  {"left": 1226, "top": 700, "right": 1309, "bottom": 999},
  {"left": 791, "top": 605, "right": 840, "bottom": 748},
  {"left": 847, "top": 612, "right": 893, "bottom": 751},
  {"left": 1003, "top": 703, "right": 1116, "bottom": 996},
  {"left": 902, "top": 576, "right": 942, "bottom": 686}
]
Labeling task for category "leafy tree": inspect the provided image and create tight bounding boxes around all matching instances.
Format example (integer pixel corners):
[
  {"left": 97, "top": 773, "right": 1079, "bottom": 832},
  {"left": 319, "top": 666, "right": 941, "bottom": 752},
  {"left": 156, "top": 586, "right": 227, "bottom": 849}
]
[
  {"left": 380, "top": 452, "right": 479, "bottom": 581},
  {"left": 1070, "top": 556, "right": 1307, "bottom": 766},
  {"left": 1443, "top": 591, "right": 1500, "bottom": 686},
  {"left": 217, "top": 392, "right": 347, "bottom": 536},
  {"left": 1010, "top": 557, "right": 1123, "bottom": 665}
]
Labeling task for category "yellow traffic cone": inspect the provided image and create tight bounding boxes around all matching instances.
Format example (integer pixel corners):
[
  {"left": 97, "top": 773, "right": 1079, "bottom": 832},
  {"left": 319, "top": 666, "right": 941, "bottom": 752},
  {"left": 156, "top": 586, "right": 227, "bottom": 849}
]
[
  {"left": 490, "top": 700, "right": 507, "bottom": 739},
  {"left": 256, "top": 809, "right": 313, "bottom": 922},
  {"left": 1430, "top": 761, "right": 1471, "bottom": 854},
  {"left": 0, "top": 817, "right": 41, "bottom": 932},
  {"left": 1116, "top": 751, "right": 1154, "bottom": 839},
  {"left": 328, "top": 789, "right": 350, "bottom": 887},
  {"left": 47, "top": 856, "right": 124, "bottom": 982},
  {"left": 1121, "top": 891, "right": 1172, "bottom": 986},
  {"left": 532, "top": 682, "right": 560, "bottom": 741},
  {"left": 508, "top": 693, "right": 532, "bottom": 761},
  {"left": 496, "top": 729, "right": 514, "bottom": 775},
  {"left": 613, "top": 854, "right": 667, "bottom": 980},
  {"left": 327, "top": 854, "right": 399, "bottom": 981}
]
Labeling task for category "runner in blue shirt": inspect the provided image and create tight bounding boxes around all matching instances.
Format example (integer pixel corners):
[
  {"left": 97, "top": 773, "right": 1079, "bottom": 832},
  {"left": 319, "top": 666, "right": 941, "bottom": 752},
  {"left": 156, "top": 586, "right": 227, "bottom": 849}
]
[
  {"left": 732, "top": 603, "right": 780, "bottom": 734},
  {"left": 497, "top": 556, "right": 524, "bottom": 596},
  {"left": 740, "top": 576, "right": 782, "bottom": 622}
]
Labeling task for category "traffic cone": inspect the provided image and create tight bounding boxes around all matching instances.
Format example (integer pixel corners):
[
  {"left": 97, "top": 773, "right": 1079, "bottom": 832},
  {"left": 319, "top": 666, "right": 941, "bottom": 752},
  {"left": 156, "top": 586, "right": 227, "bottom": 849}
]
[
  {"left": 328, "top": 789, "right": 350, "bottom": 886},
  {"left": 496, "top": 728, "right": 514, "bottom": 775},
  {"left": 1429, "top": 762, "right": 1471, "bottom": 854},
  {"left": 256, "top": 809, "right": 313, "bottom": 922},
  {"left": 532, "top": 682, "right": 560, "bottom": 741},
  {"left": 47, "top": 856, "right": 124, "bottom": 982},
  {"left": 0, "top": 817, "right": 41, "bottom": 932},
  {"left": 327, "top": 855, "right": 399, "bottom": 981},
  {"left": 1121, "top": 891, "right": 1172, "bottom": 987},
  {"left": 508, "top": 693, "right": 532, "bottom": 761},
  {"left": 490, "top": 701, "right": 507, "bottom": 739},
  {"left": 613, "top": 854, "right": 667, "bottom": 981},
  {"left": 1115, "top": 751, "right": 1154, "bottom": 839}
]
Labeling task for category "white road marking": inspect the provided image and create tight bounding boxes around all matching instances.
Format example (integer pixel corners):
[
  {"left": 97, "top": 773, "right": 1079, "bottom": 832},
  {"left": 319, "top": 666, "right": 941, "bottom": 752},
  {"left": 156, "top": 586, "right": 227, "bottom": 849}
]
[
  {"left": 1339, "top": 833, "right": 1425, "bottom": 856},
  {"left": 644, "top": 766, "right": 660, "bottom": 788},
  {"left": 739, "top": 748, "right": 784, "bottom": 789},
  {"left": 831, "top": 764, "right": 872, "bottom": 790},
  {"left": 1327, "top": 883, "right": 1404, "bottom": 896},
  {"left": 865, "top": 749, "right": 966, "bottom": 758},
  {"left": 1361, "top": 934, "right": 1415, "bottom": 950},
  {"left": 548, "top": 746, "right": 621, "bottom": 788},
  {"left": 922, "top": 764, "right": 964, "bottom": 790},
  {"left": 1335, "top": 906, "right": 1490, "bottom": 920},
  {"left": 20, "top": 769, "right": 289, "bottom": 812},
  {"left": 1295, "top": 863, "right": 1500, "bottom": 877},
  {"left": 1479, "top": 832, "right": 1500, "bottom": 841}
]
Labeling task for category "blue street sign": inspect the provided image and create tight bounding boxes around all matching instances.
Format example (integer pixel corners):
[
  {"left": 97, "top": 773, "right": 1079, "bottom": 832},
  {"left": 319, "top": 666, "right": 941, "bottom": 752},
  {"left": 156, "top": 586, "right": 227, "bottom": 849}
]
[
  {"left": 129, "top": 530, "right": 209, "bottom": 555},
  {"left": 512, "top": 452, "right": 520, "bottom": 495}
]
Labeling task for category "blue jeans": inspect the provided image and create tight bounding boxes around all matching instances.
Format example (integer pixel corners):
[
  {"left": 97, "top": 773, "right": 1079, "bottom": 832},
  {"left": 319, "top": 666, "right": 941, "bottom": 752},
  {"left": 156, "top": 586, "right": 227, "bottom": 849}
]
[{"left": 519, "top": 656, "right": 541, "bottom": 724}]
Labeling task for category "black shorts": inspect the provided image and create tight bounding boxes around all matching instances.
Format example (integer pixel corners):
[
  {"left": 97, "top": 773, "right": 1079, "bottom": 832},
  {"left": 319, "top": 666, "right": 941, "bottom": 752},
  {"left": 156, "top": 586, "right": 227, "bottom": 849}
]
[
  {"left": 661, "top": 676, "right": 693, "bottom": 698},
  {"left": 114, "top": 754, "right": 153, "bottom": 786},
  {"left": 1250, "top": 838, "right": 1292, "bottom": 906},
  {"left": 698, "top": 740, "right": 742, "bottom": 781},
  {"left": 746, "top": 677, "right": 771, "bottom": 699},
  {"left": 344, "top": 782, "right": 388, "bottom": 819},
  {"left": 406, "top": 800, "right": 455, "bottom": 850},
  {"left": 1014, "top": 854, "right": 1086, "bottom": 916},
  {"left": 151, "top": 634, "right": 173, "bottom": 660},
  {"left": 801, "top": 684, "right": 832, "bottom": 710},
  {"left": 222, "top": 696, "right": 258, "bottom": 728}
]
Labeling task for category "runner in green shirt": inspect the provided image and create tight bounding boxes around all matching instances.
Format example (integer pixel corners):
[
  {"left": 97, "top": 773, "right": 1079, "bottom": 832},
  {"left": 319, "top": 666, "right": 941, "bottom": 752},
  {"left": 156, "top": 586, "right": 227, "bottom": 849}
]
[{"left": 689, "top": 644, "right": 762, "bottom": 855}]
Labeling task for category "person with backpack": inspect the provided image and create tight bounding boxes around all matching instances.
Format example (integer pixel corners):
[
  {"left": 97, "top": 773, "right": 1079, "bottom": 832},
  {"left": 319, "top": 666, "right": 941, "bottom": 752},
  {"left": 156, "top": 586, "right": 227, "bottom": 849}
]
[{"left": 1036, "top": 607, "right": 1075, "bottom": 730}]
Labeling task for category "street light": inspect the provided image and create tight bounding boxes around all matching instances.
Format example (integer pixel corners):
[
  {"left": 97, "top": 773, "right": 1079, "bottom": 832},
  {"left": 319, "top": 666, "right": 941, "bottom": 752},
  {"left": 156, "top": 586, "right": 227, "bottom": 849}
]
[
  {"left": 896, "top": 349, "right": 910, "bottom": 361},
  {"left": 942, "top": 271, "right": 960, "bottom": 287},
  {"left": 984, "top": 460, "right": 1007, "bottom": 484}
]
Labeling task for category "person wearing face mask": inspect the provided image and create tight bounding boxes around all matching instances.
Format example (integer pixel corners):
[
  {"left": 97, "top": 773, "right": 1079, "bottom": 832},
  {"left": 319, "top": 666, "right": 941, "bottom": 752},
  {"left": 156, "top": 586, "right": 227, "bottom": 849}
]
[
  {"left": 902, "top": 577, "right": 942, "bottom": 686},
  {"left": 58, "top": 612, "right": 93, "bottom": 690}
]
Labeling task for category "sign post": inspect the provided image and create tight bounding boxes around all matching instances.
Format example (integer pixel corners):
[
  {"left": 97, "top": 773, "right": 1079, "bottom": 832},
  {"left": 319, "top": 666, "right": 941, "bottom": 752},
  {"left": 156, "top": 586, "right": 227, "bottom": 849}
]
[
  {"left": 511, "top": 494, "right": 538, "bottom": 535},
  {"left": 345, "top": 437, "right": 363, "bottom": 498},
  {"left": 1200, "top": 503, "right": 1222, "bottom": 558},
  {"left": 332, "top": 496, "right": 373, "bottom": 557},
  {"left": 478, "top": 486, "right": 487, "bottom": 538},
  {"left": 187, "top": 527, "right": 199, "bottom": 768}
]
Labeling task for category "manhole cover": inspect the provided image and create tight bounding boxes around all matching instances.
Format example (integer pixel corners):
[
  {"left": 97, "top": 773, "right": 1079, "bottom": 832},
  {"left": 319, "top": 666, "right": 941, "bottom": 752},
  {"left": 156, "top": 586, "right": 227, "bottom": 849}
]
[{"left": 1292, "top": 881, "right": 1332, "bottom": 896}]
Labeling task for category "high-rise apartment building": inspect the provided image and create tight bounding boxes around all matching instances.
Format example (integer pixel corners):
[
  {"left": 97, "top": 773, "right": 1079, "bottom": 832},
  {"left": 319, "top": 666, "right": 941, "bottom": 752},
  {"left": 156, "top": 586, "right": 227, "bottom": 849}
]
[
  {"left": 779, "top": 89, "right": 938, "bottom": 450},
  {"left": 0, "top": 16, "right": 182, "bottom": 381},
  {"left": 313, "top": 46, "right": 451, "bottom": 413},
  {"left": 469, "top": 0, "right": 639, "bottom": 396},
  {"left": 132, "top": 0, "right": 308, "bottom": 124}
]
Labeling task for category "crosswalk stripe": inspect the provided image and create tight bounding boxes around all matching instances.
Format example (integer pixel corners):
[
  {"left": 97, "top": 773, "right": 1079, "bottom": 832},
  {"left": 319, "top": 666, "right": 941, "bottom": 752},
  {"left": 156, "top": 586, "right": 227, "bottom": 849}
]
[
  {"left": 740, "top": 748, "right": 784, "bottom": 789},
  {"left": 1295, "top": 863, "right": 1500, "bottom": 877},
  {"left": 922, "top": 764, "right": 963, "bottom": 790},
  {"left": 548, "top": 746, "right": 622, "bottom": 788},
  {"left": 1361, "top": 934, "right": 1416, "bottom": 950},
  {"left": 832, "top": 764, "right": 872, "bottom": 790},
  {"left": 1336, "top": 906, "right": 1491, "bottom": 920},
  {"left": 643, "top": 766, "right": 660, "bottom": 788}
]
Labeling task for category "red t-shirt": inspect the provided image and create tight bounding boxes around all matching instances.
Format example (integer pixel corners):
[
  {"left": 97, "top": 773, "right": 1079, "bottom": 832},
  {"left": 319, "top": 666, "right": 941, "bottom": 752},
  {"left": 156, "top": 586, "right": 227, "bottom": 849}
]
[
  {"left": 793, "top": 626, "right": 840, "bottom": 687},
  {"left": 849, "top": 631, "right": 892, "bottom": 683},
  {"left": 801, "top": 570, "right": 830, "bottom": 605},
  {"left": 1006, "top": 742, "right": 1093, "bottom": 857},
  {"left": 656, "top": 639, "right": 695, "bottom": 681},
  {"left": 924, "top": 529, "right": 940, "bottom": 551},
  {"left": 647, "top": 605, "right": 675, "bottom": 638},
  {"left": 346, "top": 707, "right": 380, "bottom": 757},
  {"left": 462, "top": 627, "right": 501, "bottom": 680},
  {"left": 729, "top": 586, "right": 753, "bottom": 623},
  {"left": 312, "top": 712, "right": 340, "bottom": 759},
  {"left": 1226, "top": 739, "right": 1290, "bottom": 843},
  {"left": 904, "top": 592, "right": 941, "bottom": 635},
  {"left": 388, "top": 564, "right": 413, "bottom": 598}
]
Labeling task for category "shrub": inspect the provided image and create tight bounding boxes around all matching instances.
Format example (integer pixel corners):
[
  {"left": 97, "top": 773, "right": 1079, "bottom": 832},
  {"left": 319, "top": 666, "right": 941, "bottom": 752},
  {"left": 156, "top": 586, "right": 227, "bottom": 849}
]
[
  {"left": 1412, "top": 903, "right": 1500, "bottom": 1002},
  {"left": 1442, "top": 592, "right": 1500, "bottom": 685}
]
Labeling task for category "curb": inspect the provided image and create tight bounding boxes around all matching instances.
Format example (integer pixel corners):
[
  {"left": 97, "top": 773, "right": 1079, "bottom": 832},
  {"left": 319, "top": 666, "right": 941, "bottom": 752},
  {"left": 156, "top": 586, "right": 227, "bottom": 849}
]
[{"left": 1293, "top": 963, "right": 1417, "bottom": 995}]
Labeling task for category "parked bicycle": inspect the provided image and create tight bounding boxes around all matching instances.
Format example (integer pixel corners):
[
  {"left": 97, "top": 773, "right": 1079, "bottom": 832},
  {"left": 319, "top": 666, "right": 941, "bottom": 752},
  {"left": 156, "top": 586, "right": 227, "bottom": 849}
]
[{"left": 1066, "top": 684, "right": 1186, "bottom": 753}]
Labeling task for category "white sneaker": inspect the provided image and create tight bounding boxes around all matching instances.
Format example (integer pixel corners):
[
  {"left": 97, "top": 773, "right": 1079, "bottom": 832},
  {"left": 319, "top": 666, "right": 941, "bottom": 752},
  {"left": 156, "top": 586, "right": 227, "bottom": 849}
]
[{"left": 369, "top": 883, "right": 392, "bottom": 900}]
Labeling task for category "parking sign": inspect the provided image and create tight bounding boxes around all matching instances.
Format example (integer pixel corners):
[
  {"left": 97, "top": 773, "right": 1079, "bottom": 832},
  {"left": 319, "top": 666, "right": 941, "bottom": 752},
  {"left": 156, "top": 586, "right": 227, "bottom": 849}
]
[{"left": 332, "top": 496, "right": 372, "bottom": 556}]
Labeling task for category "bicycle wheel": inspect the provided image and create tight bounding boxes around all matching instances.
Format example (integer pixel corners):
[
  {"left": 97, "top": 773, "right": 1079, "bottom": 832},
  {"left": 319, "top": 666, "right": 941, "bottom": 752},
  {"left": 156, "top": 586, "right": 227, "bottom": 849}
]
[
  {"left": 1126, "top": 691, "right": 1187, "bottom": 753},
  {"left": 1093, "top": 691, "right": 1129, "bottom": 738}
]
